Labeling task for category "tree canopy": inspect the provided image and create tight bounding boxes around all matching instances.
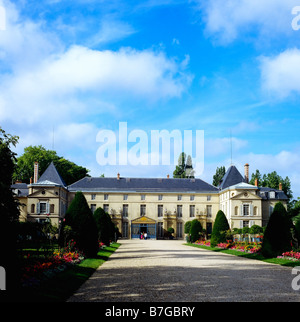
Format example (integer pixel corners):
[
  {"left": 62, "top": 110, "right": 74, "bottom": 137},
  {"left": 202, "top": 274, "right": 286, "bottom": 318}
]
[
  {"left": 249, "top": 169, "right": 293, "bottom": 200},
  {"left": 173, "top": 152, "right": 195, "bottom": 178},
  {"left": 13, "top": 145, "right": 90, "bottom": 186},
  {"left": 0, "top": 127, "right": 20, "bottom": 289},
  {"left": 212, "top": 166, "right": 226, "bottom": 187}
]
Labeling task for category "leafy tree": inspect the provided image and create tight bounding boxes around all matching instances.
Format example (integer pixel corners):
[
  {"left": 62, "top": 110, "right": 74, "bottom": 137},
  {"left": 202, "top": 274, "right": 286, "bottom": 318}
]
[
  {"left": 13, "top": 145, "right": 90, "bottom": 185},
  {"left": 93, "top": 207, "right": 115, "bottom": 246},
  {"left": 261, "top": 202, "right": 293, "bottom": 258},
  {"left": 288, "top": 197, "right": 300, "bottom": 219},
  {"left": 185, "top": 155, "right": 195, "bottom": 178},
  {"left": 60, "top": 192, "right": 98, "bottom": 257},
  {"left": 0, "top": 128, "right": 20, "bottom": 290},
  {"left": 189, "top": 219, "right": 203, "bottom": 242},
  {"left": 210, "top": 210, "right": 230, "bottom": 247},
  {"left": 212, "top": 166, "right": 226, "bottom": 187},
  {"left": 249, "top": 169, "right": 293, "bottom": 200},
  {"left": 249, "top": 169, "right": 262, "bottom": 186},
  {"left": 173, "top": 152, "right": 194, "bottom": 178}
]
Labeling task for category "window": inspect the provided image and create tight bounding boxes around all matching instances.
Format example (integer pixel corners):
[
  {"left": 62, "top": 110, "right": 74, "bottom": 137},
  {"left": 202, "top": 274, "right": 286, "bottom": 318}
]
[
  {"left": 104, "top": 194, "right": 109, "bottom": 200},
  {"left": 177, "top": 205, "right": 182, "bottom": 218},
  {"left": 206, "top": 205, "right": 212, "bottom": 218},
  {"left": 91, "top": 204, "right": 96, "bottom": 213},
  {"left": 123, "top": 194, "right": 128, "bottom": 201},
  {"left": 50, "top": 204, "right": 55, "bottom": 213},
  {"left": 243, "top": 204, "right": 250, "bottom": 216},
  {"left": 103, "top": 204, "right": 109, "bottom": 213},
  {"left": 177, "top": 222, "right": 183, "bottom": 238},
  {"left": 158, "top": 194, "right": 163, "bottom": 201},
  {"left": 190, "top": 205, "right": 195, "bottom": 217},
  {"left": 123, "top": 204, "right": 128, "bottom": 217},
  {"left": 207, "top": 195, "right": 211, "bottom": 201},
  {"left": 234, "top": 206, "right": 238, "bottom": 216},
  {"left": 39, "top": 202, "right": 49, "bottom": 214},
  {"left": 243, "top": 221, "right": 249, "bottom": 228},
  {"left": 91, "top": 194, "right": 96, "bottom": 200},
  {"left": 190, "top": 195, "right": 195, "bottom": 201},
  {"left": 157, "top": 222, "right": 164, "bottom": 238},
  {"left": 254, "top": 206, "right": 257, "bottom": 216},
  {"left": 122, "top": 222, "right": 128, "bottom": 238},
  {"left": 141, "top": 194, "right": 146, "bottom": 200},
  {"left": 31, "top": 204, "right": 35, "bottom": 213},
  {"left": 140, "top": 205, "right": 146, "bottom": 216},
  {"left": 177, "top": 195, "right": 182, "bottom": 201},
  {"left": 269, "top": 191, "right": 275, "bottom": 199},
  {"left": 158, "top": 205, "right": 163, "bottom": 217}
]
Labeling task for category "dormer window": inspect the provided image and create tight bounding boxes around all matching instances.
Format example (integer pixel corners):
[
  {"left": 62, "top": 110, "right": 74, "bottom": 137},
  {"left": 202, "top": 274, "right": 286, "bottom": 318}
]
[{"left": 269, "top": 191, "right": 275, "bottom": 199}]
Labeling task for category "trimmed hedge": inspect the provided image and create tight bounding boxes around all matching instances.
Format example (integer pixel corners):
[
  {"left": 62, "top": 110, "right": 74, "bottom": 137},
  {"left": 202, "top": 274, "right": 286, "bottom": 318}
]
[{"left": 210, "top": 210, "right": 230, "bottom": 247}]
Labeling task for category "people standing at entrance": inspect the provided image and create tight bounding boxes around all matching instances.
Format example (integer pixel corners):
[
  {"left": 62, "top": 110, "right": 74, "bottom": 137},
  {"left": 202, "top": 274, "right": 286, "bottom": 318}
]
[
  {"left": 144, "top": 232, "right": 147, "bottom": 240},
  {"left": 140, "top": 232, "right": 143, "bottom": 239}
]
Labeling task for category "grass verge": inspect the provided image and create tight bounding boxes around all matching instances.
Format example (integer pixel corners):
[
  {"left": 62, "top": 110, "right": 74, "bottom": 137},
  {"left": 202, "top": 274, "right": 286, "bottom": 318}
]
[
  {"left": 185, "top": 243, "right": 300, "bottom": 267},
  {"left": 20, "top": 243, "right": 121, "bottom": 302}
]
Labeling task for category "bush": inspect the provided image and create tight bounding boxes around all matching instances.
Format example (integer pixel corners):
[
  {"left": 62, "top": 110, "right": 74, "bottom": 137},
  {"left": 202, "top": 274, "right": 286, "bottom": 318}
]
[
  {"left": 190, "top": 219, "right": 203, "bottom": 243},
  {"left": 261, "top": 202, "right": 293, "bottom": 258},
  {"left": 93, "top": 207, "right": 115, "bottom": 246},
  {"left": 184, "top": 221, "right": 192, "bottom": 234},
  {"left": 59, "top": 192, "right": 99, "bottom": 257},
  {"left": 249, "top": 225, "right": 263, "bottom": 235},
  {"left": 211, "top": 210, "right": 230, "bottom": 247}
]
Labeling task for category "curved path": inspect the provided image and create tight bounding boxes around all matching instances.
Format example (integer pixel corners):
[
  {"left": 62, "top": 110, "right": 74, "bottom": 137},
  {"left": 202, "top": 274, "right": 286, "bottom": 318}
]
[{"left": 68, "top": 239, "right": 300, "bottom": 302}]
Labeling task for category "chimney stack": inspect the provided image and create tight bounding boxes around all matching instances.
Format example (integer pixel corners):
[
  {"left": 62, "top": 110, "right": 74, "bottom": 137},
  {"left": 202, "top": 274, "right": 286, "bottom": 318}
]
[
  {"left": 279, "top": 182, "right": 282, "bottom": 191},
  {"left": 34, "top": 162, "right": 39, "bottom": 183},
  {"left": 117, "top": 173, "right": 120, "bottom": 180},
  {"left": 30, "top": 177, "right": 33, "bottom": 184},
  {"left": 244, "top": 163, "right": 249, "bottom": 183},
  {"left": 167, "top": 174, "right": 170, "bottom": 179},
  {"left": 255, "top": 178, "right": 258, "bottom": 187}
]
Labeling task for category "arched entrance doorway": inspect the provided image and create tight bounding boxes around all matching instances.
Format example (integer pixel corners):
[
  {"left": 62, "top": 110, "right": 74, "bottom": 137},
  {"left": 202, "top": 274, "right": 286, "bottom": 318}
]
[{"left": 131, "top": 216, "right": 156, "bottom": 239}]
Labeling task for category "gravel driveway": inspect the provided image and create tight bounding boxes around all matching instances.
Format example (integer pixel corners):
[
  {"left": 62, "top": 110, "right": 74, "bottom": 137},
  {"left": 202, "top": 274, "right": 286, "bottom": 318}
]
[{"left": 68, "top": 239, "right": 300, "bottom": 302}]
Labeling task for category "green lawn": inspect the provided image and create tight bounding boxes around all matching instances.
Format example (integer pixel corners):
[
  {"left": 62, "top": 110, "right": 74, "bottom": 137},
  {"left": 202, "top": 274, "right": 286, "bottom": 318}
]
[
  {"left": 21, "top": 243, "right": 121, "bottom": 302},
  {"left": 185, "top": 243, "right": 300, "bottom": 267}
]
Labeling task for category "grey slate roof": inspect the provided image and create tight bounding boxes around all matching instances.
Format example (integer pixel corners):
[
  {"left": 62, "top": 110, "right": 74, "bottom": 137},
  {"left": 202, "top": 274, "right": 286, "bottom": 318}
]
[
  {"left": 11, "top": 183, "right": 29, "bottom": 197},
  {"left": 258, "top": 187, "right": 288, "bottom": 200},
  {"left": 36, "top": 162, "right": 67, "bottom": 187},
  {"left": 218, "top": 165, "right": 246, "bottom": 190},
  {"left": 68, "top": 177, "right": 219, "bottom": 193}
]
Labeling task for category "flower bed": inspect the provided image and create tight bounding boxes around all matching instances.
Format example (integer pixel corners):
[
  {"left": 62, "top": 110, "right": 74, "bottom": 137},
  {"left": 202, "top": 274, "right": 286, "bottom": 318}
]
[
  {"left": 21, "top": 240, "right": 85, "bottom": 287},
  {"left": 194, "top": 240, "right": 211, "bottom": 247},
  {"left": 194, "top": 240, "right": 262, "bottom": 254},
  {"left": 277, "top": 251, "right": 300, "bottom": 261}
]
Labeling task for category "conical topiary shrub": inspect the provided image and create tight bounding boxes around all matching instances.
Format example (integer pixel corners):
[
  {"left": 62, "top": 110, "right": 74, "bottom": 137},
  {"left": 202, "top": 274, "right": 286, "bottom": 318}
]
[
  {"left": 93, "top": 207, "right": 115, "bottom": 246},
  {"left": 261, "top": 202, "right": 293, "bottom": 258},
  {"left": 211, "top": 210, "right": 230, "bottom": 247},
  {"left": 190, "top": 219, "right": 203, "bottom": 242},
  {"left": 60, "top": 191, "right": 99, "bottom": 257}
]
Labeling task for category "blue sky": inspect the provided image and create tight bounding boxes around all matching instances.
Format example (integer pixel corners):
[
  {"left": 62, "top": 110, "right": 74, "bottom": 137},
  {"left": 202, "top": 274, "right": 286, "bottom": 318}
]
[{"left": 1, "top": 0, "right": 300, "bottom": 198}]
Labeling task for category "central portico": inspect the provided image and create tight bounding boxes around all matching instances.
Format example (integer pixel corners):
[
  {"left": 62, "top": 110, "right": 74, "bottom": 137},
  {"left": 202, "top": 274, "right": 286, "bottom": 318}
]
[{"left": 131, "top": 216, "right": 156, "bottom": 239}]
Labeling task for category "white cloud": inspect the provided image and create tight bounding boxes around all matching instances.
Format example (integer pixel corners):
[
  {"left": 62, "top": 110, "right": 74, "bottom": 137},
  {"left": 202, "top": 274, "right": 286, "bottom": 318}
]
[
  {"left": 198, "top": 0, "right": 299, "bottom": 44},
  {"left": 87, "top": 18, "right": 136, "bottom": 46},
  {"left": 0, "top": 45, "right": 192, "bottom": 125},
  {"left": 205, "top": 137, "right": 248, "bottom": 157},
  {"left": 260, "top": 48, "right": 300, "bottom": 98},
  {"left": 0, "top": 0, "right": 61, "bottom": 71}
]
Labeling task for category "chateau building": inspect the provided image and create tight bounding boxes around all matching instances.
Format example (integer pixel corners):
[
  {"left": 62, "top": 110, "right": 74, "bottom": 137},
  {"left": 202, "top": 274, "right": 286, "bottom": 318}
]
[{"left": 12, "top": 162, "right": 288, "bottom": 239}]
